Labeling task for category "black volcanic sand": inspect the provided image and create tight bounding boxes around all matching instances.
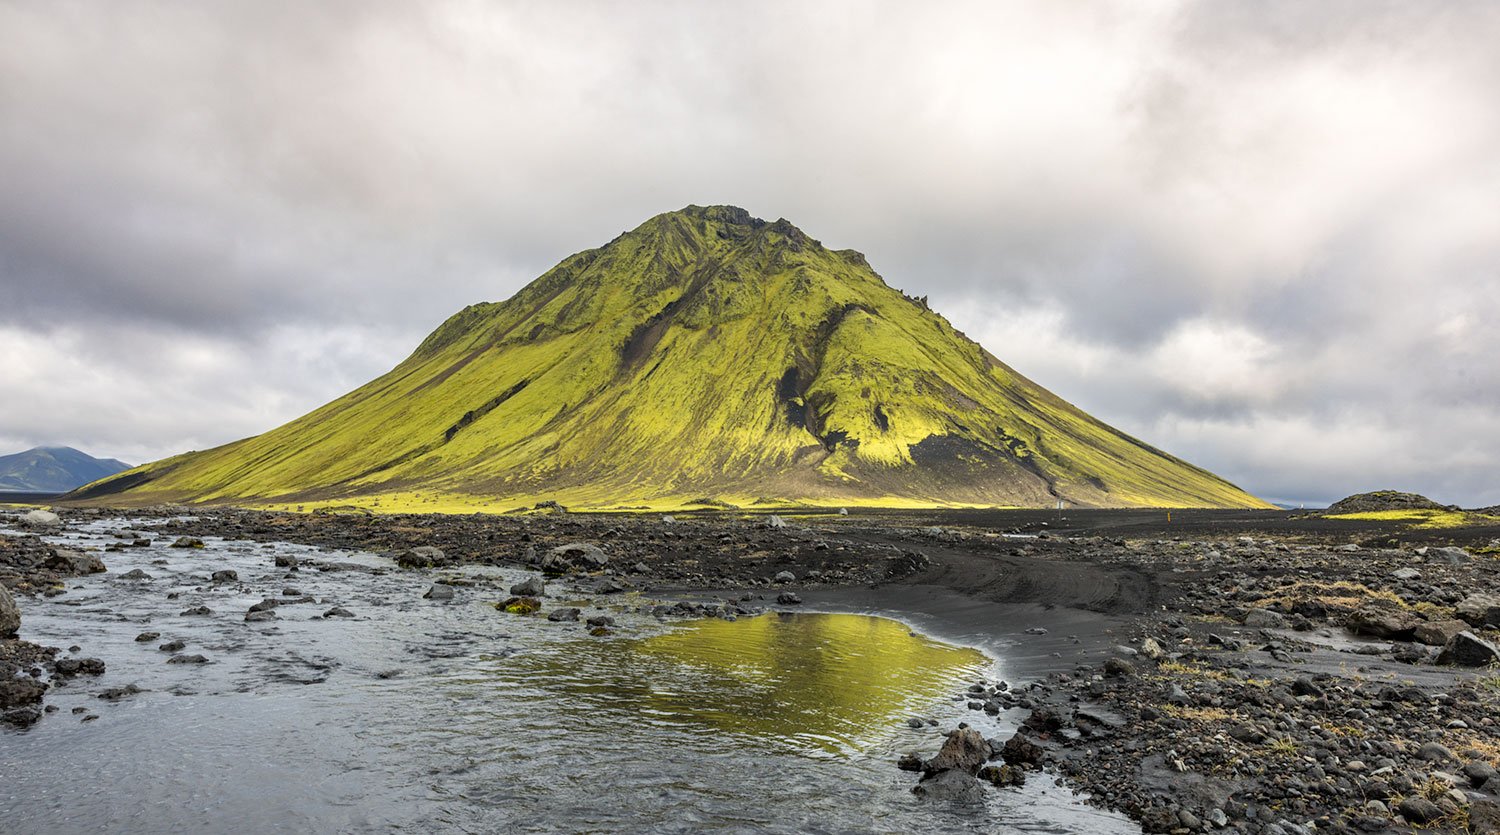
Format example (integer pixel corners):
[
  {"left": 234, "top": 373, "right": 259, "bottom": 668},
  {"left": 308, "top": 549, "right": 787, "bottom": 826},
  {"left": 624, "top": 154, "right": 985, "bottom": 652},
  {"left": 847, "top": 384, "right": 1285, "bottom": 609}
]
[{"left": 7, "top": 504, "right": 1500, "bottom": 833}]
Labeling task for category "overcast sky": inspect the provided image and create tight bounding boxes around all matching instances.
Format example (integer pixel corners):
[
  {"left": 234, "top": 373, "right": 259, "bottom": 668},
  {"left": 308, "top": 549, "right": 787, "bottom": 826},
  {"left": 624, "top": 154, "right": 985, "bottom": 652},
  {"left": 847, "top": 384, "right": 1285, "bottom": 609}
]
[{"left": 2, "top": 1, "right": 1497, "bottom": 507}]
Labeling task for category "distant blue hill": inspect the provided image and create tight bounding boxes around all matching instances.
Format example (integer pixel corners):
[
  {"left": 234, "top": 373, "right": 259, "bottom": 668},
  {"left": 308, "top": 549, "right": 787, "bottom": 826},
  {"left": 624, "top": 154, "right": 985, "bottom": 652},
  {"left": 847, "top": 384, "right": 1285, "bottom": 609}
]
[{"left": 0, "top": 446, "right": 131, "bottom": 493}]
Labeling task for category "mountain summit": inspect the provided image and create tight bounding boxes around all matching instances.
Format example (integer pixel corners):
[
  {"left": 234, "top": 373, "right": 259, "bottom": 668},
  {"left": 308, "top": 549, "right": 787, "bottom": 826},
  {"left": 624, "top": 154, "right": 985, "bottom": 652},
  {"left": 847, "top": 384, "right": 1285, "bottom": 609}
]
[{"left": 80, "top": 206, "right": 1266, "bottom": 510}]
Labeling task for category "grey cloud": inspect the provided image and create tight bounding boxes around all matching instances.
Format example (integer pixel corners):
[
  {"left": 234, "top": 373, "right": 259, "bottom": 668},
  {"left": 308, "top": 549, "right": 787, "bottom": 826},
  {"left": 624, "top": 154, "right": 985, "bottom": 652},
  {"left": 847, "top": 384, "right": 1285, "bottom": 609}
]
[{"left": 1, "top": 0, "right": 1498, "bottom": 505}]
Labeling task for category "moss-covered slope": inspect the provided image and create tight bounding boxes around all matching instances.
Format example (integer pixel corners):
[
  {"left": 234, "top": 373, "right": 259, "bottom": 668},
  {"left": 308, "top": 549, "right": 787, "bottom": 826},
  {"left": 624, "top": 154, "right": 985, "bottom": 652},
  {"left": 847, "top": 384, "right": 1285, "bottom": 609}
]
[{"left": 78, "top": 205, "right": 1268, "bottom": 510}]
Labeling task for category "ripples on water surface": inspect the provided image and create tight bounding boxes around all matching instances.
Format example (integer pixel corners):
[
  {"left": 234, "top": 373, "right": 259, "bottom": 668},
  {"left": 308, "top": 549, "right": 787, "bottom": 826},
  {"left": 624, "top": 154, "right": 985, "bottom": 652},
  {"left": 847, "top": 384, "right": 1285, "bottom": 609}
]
[{"left": 0, "top": 519, "right": 1135, "bottom": 834}]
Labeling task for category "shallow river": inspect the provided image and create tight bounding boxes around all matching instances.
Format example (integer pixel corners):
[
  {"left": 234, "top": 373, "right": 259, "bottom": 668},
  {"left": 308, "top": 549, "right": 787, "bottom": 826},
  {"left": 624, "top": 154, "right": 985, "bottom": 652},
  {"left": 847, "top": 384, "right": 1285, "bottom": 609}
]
[{"left": 1, "top": 519, "right": 1135, "bottom": 833}]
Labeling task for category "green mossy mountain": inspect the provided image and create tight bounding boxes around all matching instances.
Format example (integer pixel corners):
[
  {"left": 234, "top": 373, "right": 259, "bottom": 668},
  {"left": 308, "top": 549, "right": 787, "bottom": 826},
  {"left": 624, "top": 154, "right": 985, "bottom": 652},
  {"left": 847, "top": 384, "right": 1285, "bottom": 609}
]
[{"left": 78, "top": 206, "right": 1267, "bottom": 510}]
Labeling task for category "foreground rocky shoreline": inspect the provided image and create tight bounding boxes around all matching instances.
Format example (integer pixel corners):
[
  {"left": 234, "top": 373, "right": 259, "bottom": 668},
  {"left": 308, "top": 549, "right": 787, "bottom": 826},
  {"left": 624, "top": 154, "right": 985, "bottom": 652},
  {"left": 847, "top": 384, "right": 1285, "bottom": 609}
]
[{"left": 4, "top": 503, "right": 1500, "bottom": 833}]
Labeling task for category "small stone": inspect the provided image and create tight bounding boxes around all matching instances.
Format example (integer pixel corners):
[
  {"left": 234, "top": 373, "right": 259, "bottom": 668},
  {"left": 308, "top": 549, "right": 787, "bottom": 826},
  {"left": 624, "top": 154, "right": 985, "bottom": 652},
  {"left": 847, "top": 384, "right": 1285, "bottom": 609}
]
[
  {"left": 166, "top": 654, "right": 209, "bottom": 664},
  {"left": 1243, "top": 608, "right": 1288, "bottom": 628},
  {"left": 1397, "top": 796, "right": 1443, "bottom": 824},
  {"left": 1418, "top": 741, "right": 1456, "bottom": 762},
  {"left": 1104, "top": 657, "right": 1135, "bottom": 677}
]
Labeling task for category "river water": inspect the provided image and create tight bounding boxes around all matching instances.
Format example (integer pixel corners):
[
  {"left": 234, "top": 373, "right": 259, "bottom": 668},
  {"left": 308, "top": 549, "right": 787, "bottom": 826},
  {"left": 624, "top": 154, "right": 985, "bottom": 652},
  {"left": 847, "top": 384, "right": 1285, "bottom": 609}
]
[{"left": 1, "top": 518, "right": 1135, "bottom": 834}]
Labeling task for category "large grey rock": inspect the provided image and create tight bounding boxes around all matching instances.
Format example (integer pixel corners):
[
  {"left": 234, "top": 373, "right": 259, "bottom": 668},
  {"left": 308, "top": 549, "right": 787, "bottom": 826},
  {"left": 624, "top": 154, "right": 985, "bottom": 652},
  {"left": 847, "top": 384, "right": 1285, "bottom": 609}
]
[
  {"left": 423, "top": 584, "right": 454, "bottom": 601},
  {"left": 1414, "top": 619, "right": 1470, "bottom": 647},
  {"left": 1437, "top": 631, "right": 1500, "bottom": 667},
  {"left": 540, "top": 543, "right": 608, "bottom": 574},
  {"left": 912, "top": 768, "right": 986, "bottom": 803},
  {"left": 394, "top": 546, "right": 446, "bottom": 568},
  {"left": 1397, "top": 796, "right": 1443, "bottom": 824},
  {"left": 1346, "top": 601, "right": 1420, "bottom": 640},
  {"left": 1471, "top": 799, "right": 1500, "bottom": 835},
  {"left": 42, "top": 549, "right": 106, "bottom": 575},
  {"left": 509, "top": 576, "right": 546, "bottom": 597},
  {"left": 0, "top": 585, "right": 19, "bottom": 637},
  {"left": 1243, "top": 608, "right": 1287, "bottom": 628},
  {"left": 1426, "top": 546, "right": 1471, "bottom": 566},
  {"left": 20, "top": 509, "right": 61, "bottom": 528},
  {"left": 1457, "top": 594, "right": 1500, "bottom": 628},
  {"left": 926, "top": 726, "right": 992, "bottom": 775}
]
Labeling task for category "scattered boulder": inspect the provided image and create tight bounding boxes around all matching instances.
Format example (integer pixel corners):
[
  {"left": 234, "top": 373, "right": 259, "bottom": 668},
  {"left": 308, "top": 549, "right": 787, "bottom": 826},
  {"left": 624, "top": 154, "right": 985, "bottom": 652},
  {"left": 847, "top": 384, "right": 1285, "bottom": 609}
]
[
  {"left": 1414, "top": 619, "right": 1470, "bottom": 647},
  {"left": 546, "top": 607, "right": 581, "bottom": 622},
  {"left": 119, "top": 569, "right": 152, "bottom": 581},
  {"left": 42, "top": 549, "right": 106, "bottom": 575},
  {"left": 773, "top": 570, "right": 796, "bottom": 583},
  {"left": 0, "top": 585, "right": 19, "bottom": 638},
  {"left": 210, "top": 569, "right": 238, "bottom": 584},
  {"left": 1426, "top": 546, "right": 1470, "bottom": 566},
  {"left": 925, "top": 726, "right": 992, "bottom": 774},
  {"left": 776, "top": 591, "right": 802, "bottom": 605},
  {"left": 1104, "top": 657, "right": 1136, "bottom": 677},
  {"left": 978, "top": 763, "right": 1027, "bottom": 787},
  {"left": 1471, "top": 799, "right": 1500, "bottom": 835},
  {"left": 499, "top": 596, "right": 541, "bottom": 615},
  {"left": 912, "top": 768, "right": 985, "bottom": 803},
  {"left": 393, "top": 546, "right": 446, "bottom": 569},
  {"left": 1457, "top": 594, "right": 1500, "bottom": 629},
  {"left": 1001, "top": 733, "right": 1045, "bottom": 766},
  {"left": 541, "top": 543, "right": 608, "bottom": 574},
  {"left": 0, "top": 677, "right": 47, "bottom": 727},
  {"left": 1346, "top": 600, "right": 1420, "bottom": 640},
  {"left": 170, "top": 536, "right": 205, "bottom": 549},
  {"left": 167, "top": 654, "right": 209, "bottom": 664},
  {"left": 134, "top": 631, "right": 159, "bottom": 642},
  {"left": 323, "top": 606, "right": 355, "bottom": 618},
  {"left": 1436, "top": 631, "right": 1500, "bottom": 667},
  {"left": 1242, "top": 608, "right": 1287, "bottom": 629},
  {"left": 97, "top": 684, "right": 143, "bottom": 701},
  {"left": 1396, "top": 796, "right": 1443, "bottom": 824},
  {"left": 509, "top": 576, "right": 546, "bottom": 597},
  {"left": 20, "top": 509, "right": 62, "bottom": 529},
  {"left": 53, "top": 657, "right": 105, "bottom": 676},
  {"left": 423, "top": 584, "right": 454, "bottom": 601}
]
